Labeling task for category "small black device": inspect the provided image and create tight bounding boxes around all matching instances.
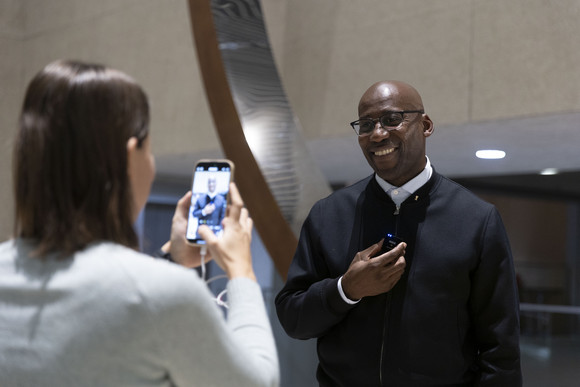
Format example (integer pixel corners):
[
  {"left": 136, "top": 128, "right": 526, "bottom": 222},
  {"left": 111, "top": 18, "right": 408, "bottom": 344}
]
[
  {"left": 186, "top": 159, "right": 234, "bottom": 245},
  {"left": 382, "top": 233, "right": 404, "bottom": 253}
]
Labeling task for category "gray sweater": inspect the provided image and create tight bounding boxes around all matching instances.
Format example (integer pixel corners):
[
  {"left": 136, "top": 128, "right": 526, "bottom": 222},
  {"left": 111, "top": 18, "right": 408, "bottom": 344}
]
[{"left": 0, "top": 239, "right": 279, "bottom": 386}]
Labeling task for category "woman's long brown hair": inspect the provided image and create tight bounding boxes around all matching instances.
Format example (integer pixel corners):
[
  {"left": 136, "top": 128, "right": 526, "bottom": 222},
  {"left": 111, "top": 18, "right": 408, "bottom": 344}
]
[{"left": 13, "top": 60, "right": 150, "bottom": 257}]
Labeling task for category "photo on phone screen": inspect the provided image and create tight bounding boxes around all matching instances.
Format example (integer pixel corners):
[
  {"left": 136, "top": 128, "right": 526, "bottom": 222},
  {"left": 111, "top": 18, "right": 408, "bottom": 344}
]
[{"left": 186, "top": 160, "right": 233, "bottom": 245}]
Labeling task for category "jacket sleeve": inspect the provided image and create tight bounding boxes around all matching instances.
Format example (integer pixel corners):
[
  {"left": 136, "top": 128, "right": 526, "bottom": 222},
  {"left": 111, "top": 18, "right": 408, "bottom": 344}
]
[
  {"left": 470, "top": 207, "right": 522, "bottom": 386},
  {"left": 275, "top": 202, "right": 356, "bottom": 339},
  {"left": 192, "top": 195, "right": 204, "bottom": 218}
]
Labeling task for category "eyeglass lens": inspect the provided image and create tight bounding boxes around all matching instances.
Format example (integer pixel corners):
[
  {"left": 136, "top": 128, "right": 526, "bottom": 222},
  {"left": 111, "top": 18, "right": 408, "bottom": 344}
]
[{"left": 357, "top": 112, "right": 404, "bottom": 134}]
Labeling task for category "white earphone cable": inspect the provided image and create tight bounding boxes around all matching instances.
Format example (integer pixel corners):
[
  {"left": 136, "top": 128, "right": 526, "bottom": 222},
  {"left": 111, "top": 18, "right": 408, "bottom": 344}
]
[{"left": 199, "top": 245, "right": 229, "bottom": 308}]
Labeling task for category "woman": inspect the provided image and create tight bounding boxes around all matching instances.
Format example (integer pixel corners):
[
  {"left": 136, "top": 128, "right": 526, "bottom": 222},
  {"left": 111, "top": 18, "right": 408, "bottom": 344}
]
[{"left": 0, "top": 60, "right": 279, "bottom": 386}]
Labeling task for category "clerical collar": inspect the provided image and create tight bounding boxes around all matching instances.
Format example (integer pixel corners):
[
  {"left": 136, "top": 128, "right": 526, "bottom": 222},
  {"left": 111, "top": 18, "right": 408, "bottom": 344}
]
[{"left": 375, "top": 156, "right": 433, "bottom": 200}]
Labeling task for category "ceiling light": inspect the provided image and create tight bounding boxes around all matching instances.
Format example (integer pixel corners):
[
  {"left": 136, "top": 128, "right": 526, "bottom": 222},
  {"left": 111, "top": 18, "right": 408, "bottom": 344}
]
[
  {"left": 539, "top": 168, "right": 559, "bottom": 175},
  {"left": 475, "top": 149, "right": 506, "bottom": 159}
]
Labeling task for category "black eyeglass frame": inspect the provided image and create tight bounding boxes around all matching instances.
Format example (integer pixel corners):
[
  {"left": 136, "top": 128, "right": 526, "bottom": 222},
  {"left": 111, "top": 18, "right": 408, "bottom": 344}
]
[{"left": 350, "top": 110, "right": 425, "bottom": 136}]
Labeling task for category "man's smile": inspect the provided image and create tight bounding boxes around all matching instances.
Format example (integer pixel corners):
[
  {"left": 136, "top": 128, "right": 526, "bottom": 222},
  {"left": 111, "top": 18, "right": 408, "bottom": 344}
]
[{"left": 373, "top": 147, "right": 396, "bottom": 156}]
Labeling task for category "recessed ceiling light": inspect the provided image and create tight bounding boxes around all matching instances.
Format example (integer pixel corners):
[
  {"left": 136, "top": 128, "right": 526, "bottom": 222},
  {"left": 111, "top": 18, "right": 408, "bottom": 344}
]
[
  {"left": 475, "top": 149, "right": 506, "bottom": 159},
  {"left": 539, "top": 168, "right": 559, "bottom": 175}
]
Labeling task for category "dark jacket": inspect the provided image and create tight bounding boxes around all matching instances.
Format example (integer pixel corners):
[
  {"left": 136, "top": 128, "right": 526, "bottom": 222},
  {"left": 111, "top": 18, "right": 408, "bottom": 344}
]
[
  {"left": 192, "top": 193, "right": 226, "bottom": 226},
  {"left": 275, "top": 171, "right": 522, "bottom": 386}
]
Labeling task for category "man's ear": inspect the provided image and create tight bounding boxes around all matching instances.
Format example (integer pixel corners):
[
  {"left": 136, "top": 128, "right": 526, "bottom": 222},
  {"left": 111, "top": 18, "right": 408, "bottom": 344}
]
[{"left": 422, "top": 114, "right": 434, "bottom": 138}]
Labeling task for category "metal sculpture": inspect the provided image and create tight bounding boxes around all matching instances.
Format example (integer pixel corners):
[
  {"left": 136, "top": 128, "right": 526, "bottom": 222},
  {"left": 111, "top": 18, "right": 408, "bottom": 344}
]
[{"left": 188, "top": 0, "right": 331, "bottom": 279}]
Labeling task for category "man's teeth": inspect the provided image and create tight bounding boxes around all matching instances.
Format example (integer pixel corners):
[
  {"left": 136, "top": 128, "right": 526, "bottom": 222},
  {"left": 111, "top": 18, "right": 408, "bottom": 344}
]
[{"left": 374, "top": 148, "right": 394, "bottom": 156}]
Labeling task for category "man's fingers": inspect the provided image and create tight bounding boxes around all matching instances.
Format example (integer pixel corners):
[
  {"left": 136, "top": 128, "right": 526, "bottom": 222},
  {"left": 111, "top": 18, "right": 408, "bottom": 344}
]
[
  {"left": 396, "top": 255, "right": 406, "bottom": 269},
  {"left": 392, "top": 242, "right": 406, "bottom": 255},
  {"left": 361, "top": 239, "right": 384, "bottom": 260},
  {"left": 376, "top": 242, "right": 407, "bottom": 266}
]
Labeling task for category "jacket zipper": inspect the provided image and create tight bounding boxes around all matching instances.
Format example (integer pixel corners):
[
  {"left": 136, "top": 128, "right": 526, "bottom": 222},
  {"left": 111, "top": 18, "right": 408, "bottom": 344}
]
[
  {"left": 380, "top": 204, "right": 402, "bottom": 385},
  {"left": 379, "top": 291, "right": 392, "bottom": 386}
]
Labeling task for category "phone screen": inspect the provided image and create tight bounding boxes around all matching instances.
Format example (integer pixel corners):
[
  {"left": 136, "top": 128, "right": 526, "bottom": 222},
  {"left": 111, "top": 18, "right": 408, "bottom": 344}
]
[{"left": 186, "top": 160, "right": 233, "bottom": 245}]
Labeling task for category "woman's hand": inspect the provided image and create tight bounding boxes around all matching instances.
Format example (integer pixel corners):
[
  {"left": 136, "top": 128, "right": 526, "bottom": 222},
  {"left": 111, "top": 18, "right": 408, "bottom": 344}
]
[
  {"left": 197, "top": 183, "right": 255, "bottom": 281},
  {"left": 167, "top": 191, "right": 207, "bottom": 268}
]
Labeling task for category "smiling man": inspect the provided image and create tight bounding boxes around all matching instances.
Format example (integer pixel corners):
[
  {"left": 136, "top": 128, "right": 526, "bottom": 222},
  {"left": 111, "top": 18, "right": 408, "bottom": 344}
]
[
  {"left": 356, "top": 81, "right": 432, "bottom": 188},
  {"left": 276, "top": 81, "right": 522, "bottom": 386}
]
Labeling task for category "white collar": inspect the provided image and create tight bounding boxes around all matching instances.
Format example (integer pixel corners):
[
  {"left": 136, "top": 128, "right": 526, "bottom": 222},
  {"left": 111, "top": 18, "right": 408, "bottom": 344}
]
[{"left": 375, "top": 156, "right": 433, "bottom": 197}]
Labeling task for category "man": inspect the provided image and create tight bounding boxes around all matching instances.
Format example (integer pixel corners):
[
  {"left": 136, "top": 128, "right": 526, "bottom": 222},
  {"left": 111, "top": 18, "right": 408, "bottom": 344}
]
[
  {"left": 275, "top": 81, "right": 522, "bottom": 386},
  {"left": 192, "top": 175, "right": 226, "bottom": 227}
]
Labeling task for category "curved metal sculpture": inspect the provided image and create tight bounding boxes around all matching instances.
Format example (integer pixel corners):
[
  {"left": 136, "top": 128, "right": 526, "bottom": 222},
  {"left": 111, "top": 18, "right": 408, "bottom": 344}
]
[{"left": 188, "top": 0, "right": 331, "bottom": 279}]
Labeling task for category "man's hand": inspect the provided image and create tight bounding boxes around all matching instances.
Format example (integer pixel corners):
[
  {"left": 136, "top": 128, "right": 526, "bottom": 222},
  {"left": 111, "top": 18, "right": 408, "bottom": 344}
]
[
  {"left": 203, "top": 202, "right": 216, "bottom": 215},
  {"left": 341, "top": 240, "right": 406, "bottom": 300}
]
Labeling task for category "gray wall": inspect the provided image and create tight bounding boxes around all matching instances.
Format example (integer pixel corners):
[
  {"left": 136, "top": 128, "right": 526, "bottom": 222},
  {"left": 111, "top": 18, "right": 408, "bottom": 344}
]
[{"left": 3, "top": 0, "right": 580, "bottom": 237}]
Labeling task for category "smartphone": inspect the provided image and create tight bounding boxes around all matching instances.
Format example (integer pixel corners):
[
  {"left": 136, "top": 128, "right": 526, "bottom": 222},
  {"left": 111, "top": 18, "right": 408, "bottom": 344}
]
[{"left": 186, "top": 159, "right": 234, "bottom": 245}]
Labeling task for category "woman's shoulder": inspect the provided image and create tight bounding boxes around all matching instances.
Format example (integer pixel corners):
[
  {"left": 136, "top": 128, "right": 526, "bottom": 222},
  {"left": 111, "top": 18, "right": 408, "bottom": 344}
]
[{"left": 78, "top": 242, "right": 208, "bottom": 298}]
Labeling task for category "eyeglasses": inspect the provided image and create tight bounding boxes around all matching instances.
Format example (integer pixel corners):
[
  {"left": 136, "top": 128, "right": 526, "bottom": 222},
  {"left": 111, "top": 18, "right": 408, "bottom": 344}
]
[{"left": 350, "top": 110, "right": 424, "bottom": 136}]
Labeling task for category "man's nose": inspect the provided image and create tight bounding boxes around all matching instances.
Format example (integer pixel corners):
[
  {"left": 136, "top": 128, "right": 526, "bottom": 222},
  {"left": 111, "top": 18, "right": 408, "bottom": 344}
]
[{"left": 369, "top": 122, "right": 389, "bottom": 140}]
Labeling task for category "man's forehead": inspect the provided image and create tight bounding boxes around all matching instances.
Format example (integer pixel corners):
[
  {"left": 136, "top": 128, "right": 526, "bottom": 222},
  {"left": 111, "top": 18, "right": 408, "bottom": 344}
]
[
  {"left": 359, "top": 81, "right": 421, "bottom": 114},
  {"left": 359, "top": 87, "right": 399, "bottom": 113}
]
